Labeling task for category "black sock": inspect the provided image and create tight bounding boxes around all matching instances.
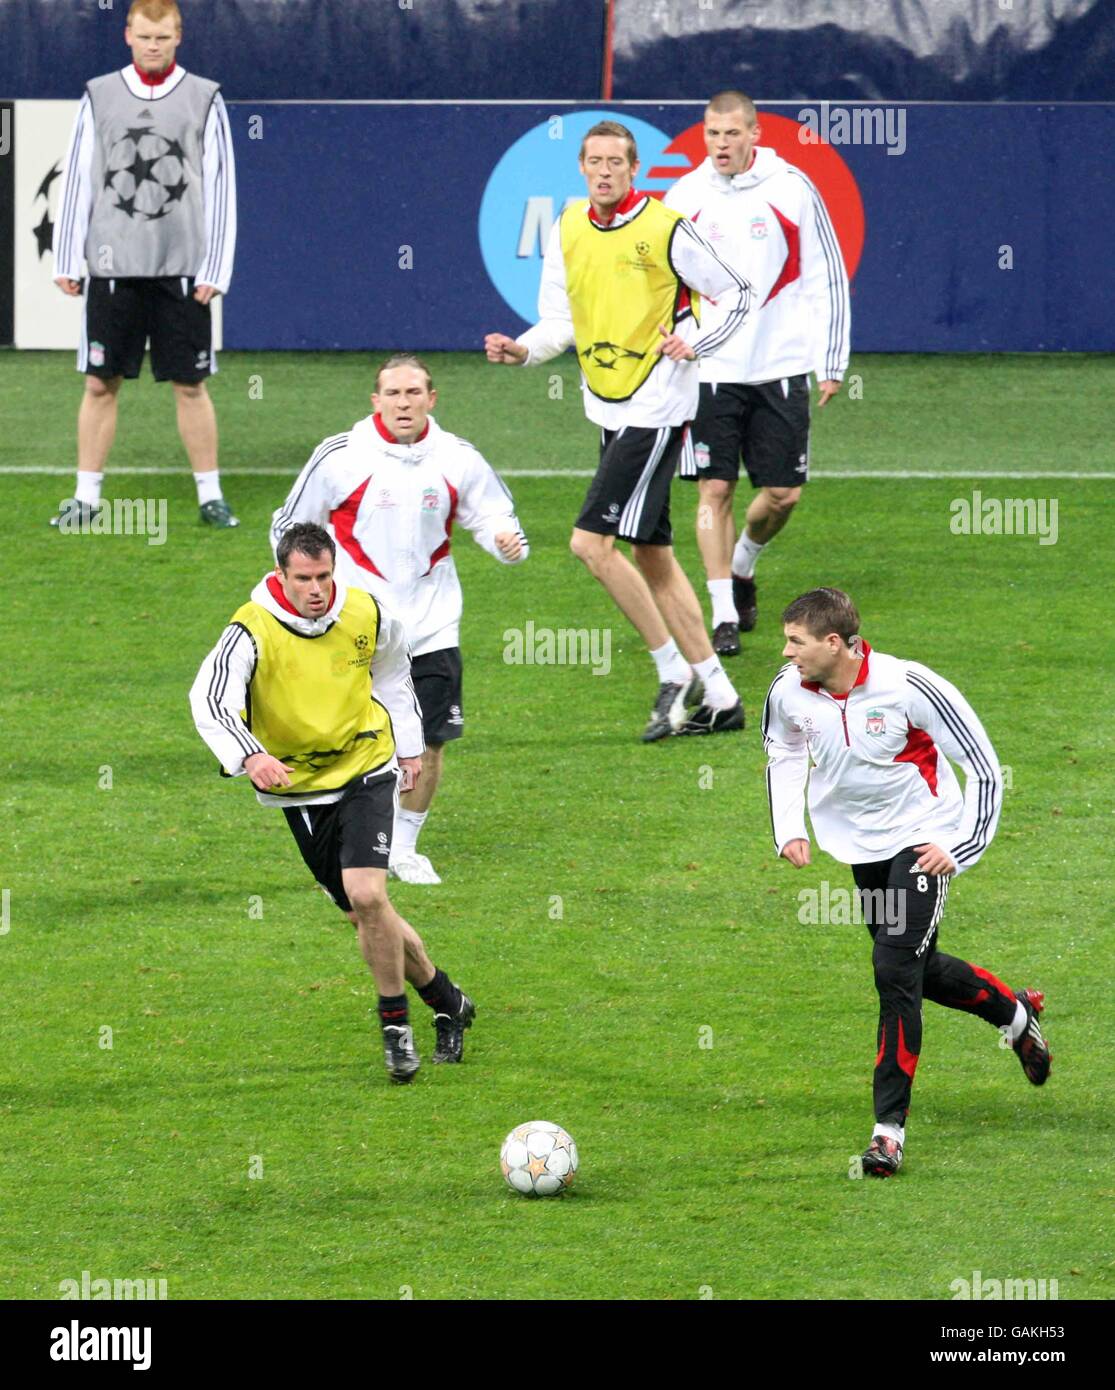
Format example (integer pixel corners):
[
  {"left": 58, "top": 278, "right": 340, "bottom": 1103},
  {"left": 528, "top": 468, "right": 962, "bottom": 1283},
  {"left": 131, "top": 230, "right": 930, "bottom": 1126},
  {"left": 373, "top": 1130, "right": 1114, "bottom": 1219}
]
[
  {"left": 417, "top": 967, "right": 461, "bottom": 1016},
  {"left": 378, "top": 994, "right": 409, "bottom": 1028}
]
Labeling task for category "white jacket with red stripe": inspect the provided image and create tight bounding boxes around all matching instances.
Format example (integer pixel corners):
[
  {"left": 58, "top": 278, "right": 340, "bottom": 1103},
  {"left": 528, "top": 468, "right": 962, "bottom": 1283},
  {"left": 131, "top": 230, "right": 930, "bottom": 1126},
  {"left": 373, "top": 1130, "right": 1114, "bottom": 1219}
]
[
  {"left": 270, "top": 413, "right": 528, "bottom": 656},
  {"left": 762, "top": 644, "right": 1002, "bottom": 871},
  {"left": 664, "top": 150, "right": 850, "bottom": 386}
]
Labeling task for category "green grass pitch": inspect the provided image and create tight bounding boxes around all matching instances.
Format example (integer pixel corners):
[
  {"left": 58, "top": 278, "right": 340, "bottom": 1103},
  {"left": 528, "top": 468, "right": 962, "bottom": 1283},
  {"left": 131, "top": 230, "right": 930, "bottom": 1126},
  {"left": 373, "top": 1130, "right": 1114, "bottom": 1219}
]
[{"left": 2, "top": 349, "right": 1112, "bottom": 1300}]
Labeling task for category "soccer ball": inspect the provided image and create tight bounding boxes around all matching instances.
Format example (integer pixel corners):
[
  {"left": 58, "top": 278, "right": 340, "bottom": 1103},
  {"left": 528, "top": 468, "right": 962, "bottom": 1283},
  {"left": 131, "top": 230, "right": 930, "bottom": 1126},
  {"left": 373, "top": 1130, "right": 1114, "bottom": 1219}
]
[{"left": 500, "top": 1121, "right": 579, "bottom": 1196}]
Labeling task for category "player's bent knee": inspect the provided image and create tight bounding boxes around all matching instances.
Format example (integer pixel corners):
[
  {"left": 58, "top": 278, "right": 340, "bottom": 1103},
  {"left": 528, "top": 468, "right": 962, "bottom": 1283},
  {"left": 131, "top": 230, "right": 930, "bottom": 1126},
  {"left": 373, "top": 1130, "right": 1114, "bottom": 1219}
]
[
  {"left": 765, "top": 486, "right": 802, "bottom": 515},
  {"left": 172, "top": 380, "right": 207, "bottom": 399},
  {"left": 569, "top": 529, "right": 609, "bottom": 570},
  {"left": 345, "top": 879, "right": 391, "bottom": 920}
]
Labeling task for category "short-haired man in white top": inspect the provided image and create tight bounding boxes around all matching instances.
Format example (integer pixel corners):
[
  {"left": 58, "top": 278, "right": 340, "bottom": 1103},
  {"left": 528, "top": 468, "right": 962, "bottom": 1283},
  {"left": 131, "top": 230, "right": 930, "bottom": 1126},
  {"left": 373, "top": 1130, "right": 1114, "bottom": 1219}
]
[
  {"left": 764, "top": 588, "right": 1051, "bottom": 1177},
  {"left": 666, "top": 91, "right": 850, "bottom": 654}
]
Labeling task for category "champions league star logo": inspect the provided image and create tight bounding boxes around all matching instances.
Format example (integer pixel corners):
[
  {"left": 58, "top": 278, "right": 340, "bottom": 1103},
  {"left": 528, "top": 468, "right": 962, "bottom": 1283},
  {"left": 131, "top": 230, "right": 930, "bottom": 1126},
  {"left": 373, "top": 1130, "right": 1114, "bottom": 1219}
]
[
  {"left": 582, "top": 341, "right": 645, "bottom": 370},
  {"left": 31, "top": 162, "right": 63, "bottom": 258},
  {"left": 104, "top": 116, "right": 188, "bottom": 221}
]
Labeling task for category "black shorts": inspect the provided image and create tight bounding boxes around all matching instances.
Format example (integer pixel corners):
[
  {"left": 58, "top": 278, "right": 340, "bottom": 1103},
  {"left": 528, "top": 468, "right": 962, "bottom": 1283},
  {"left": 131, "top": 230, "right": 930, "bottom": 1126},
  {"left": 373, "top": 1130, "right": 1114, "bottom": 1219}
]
[
  {"left": 851, "top": 847, "right": 950, "bottom": 957},
  {"left": 678, "top": 378, "right": 810, "bottom": 488},
  {"left": 574, "top": 424, "right": 686, "bottom": 546},
  {"left": 411, "top": 646, "right": 464, "bottom": 744},
  {"left": 282, "top": 770, "right": 398, "bottom": 913},
  {"left": 81, "top": 276, "right": 215, "bottom": 382}
]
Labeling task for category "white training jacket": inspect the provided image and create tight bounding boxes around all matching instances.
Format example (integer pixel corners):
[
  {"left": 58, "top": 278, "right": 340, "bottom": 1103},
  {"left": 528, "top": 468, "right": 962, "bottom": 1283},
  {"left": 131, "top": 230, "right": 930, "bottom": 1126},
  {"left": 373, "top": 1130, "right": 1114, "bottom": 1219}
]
[
  {"left": 52, "top": 65, "right": 237, "bottom": 294},
  {"left": 664, "top": 150, "right": 850, "bottom": 386},
  {"left": 515, "top": 191, "right": 752, "bottom": 430},
  {"left": 270, "top": 413, "right": 528, "bottom": 657},
  {"left": 189, "top": 572, "right": 425, "bottom": 808},
  {"left": 762, "top": 644, "right": 1002, "bottom": 871}
]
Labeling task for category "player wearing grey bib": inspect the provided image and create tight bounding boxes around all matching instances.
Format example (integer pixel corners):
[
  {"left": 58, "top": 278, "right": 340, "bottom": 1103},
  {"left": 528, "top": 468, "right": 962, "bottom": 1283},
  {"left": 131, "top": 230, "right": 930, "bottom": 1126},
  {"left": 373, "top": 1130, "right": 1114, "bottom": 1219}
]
[{"left": 51, "top": 0, "right": 239, "bottom": 530}]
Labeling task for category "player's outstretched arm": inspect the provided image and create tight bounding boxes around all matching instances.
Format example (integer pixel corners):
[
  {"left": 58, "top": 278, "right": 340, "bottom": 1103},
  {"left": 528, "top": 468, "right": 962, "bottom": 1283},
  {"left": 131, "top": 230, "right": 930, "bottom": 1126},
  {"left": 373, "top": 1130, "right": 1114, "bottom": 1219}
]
[
  {"left": 484, "top": 333, "right": 529, "bottom": 364},
  {"left": 487, "top": 219, "right": 575, "bottom": 368}
]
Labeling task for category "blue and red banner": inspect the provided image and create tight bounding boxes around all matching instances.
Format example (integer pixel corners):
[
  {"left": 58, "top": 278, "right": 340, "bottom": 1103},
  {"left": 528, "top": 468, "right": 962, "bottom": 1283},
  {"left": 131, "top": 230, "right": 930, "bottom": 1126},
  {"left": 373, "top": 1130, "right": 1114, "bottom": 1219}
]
[{"left": 222, "top": 101, "right": 1114, "bottom": 354}]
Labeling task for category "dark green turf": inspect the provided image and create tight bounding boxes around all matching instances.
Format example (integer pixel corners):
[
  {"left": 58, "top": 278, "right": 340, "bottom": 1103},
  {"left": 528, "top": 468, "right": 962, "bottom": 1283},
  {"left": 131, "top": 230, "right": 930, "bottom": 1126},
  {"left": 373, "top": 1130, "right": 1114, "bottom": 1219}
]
[
  {"left": 1, "top": 352, "right": 1112, "bottom": 1299},
  {"left": 7, "top": 348, "right": 1114, "bottom": 477}
]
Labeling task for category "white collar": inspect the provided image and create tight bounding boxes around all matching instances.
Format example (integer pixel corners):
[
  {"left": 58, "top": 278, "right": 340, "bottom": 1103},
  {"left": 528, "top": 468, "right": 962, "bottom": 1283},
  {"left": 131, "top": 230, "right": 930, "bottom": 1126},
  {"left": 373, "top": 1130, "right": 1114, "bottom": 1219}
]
[
  {"left": 703, "top": 147, "right": 778, "bottom": 191},
  {"left": 351, "top": 412, "right": 443, "bottom": 466},
  {"left": 120, "top": 63, "right": 189, "bottom": 101}
]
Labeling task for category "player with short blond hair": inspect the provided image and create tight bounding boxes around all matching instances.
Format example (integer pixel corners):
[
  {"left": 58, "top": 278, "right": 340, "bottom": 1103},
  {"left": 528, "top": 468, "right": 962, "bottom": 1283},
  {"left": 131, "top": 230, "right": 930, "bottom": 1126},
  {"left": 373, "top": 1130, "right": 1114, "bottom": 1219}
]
[
  {"left": 270, "top": 358, "right": 529, "bottom": 884},
  {"left": 665, "top": 91, "right": 850, "bottom": 654},
  {"left": 52, "top": 0, "right": 238, "bottom": 529}
]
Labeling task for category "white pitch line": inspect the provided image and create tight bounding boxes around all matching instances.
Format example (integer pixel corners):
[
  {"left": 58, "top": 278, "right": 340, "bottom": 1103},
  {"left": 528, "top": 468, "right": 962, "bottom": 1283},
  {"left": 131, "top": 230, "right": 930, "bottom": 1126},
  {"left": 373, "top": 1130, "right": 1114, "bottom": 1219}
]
[
  {"left": 815, "top": 470, "right": 1115, "bottom": 480},
  {"left": 3, "top": 467, "right": 1113, "bottom": 480}
]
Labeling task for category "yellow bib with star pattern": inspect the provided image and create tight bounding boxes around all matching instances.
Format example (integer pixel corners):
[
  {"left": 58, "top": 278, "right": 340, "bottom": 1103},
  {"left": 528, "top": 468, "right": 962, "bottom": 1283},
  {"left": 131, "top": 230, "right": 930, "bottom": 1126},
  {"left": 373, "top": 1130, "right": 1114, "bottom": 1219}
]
[
  {"left": 228, "top": 589, "right": 395, "bottom": 794},
  {"left": 560, "top": 197, "right": 700, "bottom": 402}
]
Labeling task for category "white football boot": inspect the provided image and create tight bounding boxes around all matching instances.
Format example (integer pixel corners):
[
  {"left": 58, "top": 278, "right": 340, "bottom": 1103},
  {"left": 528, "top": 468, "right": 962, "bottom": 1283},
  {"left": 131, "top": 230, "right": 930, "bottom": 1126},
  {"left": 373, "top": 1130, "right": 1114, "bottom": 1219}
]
[{"left": 388, "top": 852, "right": 442, "bottom": 885}]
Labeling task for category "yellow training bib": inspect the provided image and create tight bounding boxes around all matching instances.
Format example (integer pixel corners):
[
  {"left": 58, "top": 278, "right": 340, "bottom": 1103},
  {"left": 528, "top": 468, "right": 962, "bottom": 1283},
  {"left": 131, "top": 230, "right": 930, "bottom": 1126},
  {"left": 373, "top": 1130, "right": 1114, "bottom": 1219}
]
[
  {"left": 227, "top": 588, "right": 396, "bottom": 794},
  {"left": 560, "top": 197, "right": 700, "bottom": 402}
]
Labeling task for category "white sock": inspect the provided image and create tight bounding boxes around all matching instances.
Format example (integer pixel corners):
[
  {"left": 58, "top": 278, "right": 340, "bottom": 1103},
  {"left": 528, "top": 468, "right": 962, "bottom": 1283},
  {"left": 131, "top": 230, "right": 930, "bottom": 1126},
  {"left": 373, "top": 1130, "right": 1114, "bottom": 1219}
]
[
  {"left": 732, "top": 532, "right": 765, "bottom": 578},
  {"left": 195, "top": 471, "right": 223, "bottom": 506},
  {"left": 393, "top": 808, "right": 427, "bottom": 857},
  {"left": 872, "top": 1122, "right": 905, "bottom": 1146},
  {"left": 1008, "top": 998, "right": 1027, "bottom": 1043},
  {"left": 707, "top": 578, "right": 737, "bottom": 627},
  {"left": 693, "top": 654, "right": 737, "bottom": 709},
  {"left": 75, "top": 471, "right": 103, "bottom": 507},
  {"left": 650, "top": 639, "right": 691, "bottom": 685}
]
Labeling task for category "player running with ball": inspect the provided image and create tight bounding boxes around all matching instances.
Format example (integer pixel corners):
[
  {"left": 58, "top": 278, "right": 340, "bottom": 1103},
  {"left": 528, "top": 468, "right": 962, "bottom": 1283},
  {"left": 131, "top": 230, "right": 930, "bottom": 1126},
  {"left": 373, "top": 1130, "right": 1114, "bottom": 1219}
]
[
  {"left": 189, "top": 522, "right": 475, "bottom": 1084},
  {"left": 763, "top": 588, "right": 1051, "bottom": 1176}
]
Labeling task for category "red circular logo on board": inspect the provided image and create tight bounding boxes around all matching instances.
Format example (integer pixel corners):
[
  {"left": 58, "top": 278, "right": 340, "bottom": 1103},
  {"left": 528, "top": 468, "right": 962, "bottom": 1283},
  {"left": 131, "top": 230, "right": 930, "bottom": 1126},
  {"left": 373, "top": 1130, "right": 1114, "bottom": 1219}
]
[{"left": 651, "top": 112, "right": 865, "bottom": 279}]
